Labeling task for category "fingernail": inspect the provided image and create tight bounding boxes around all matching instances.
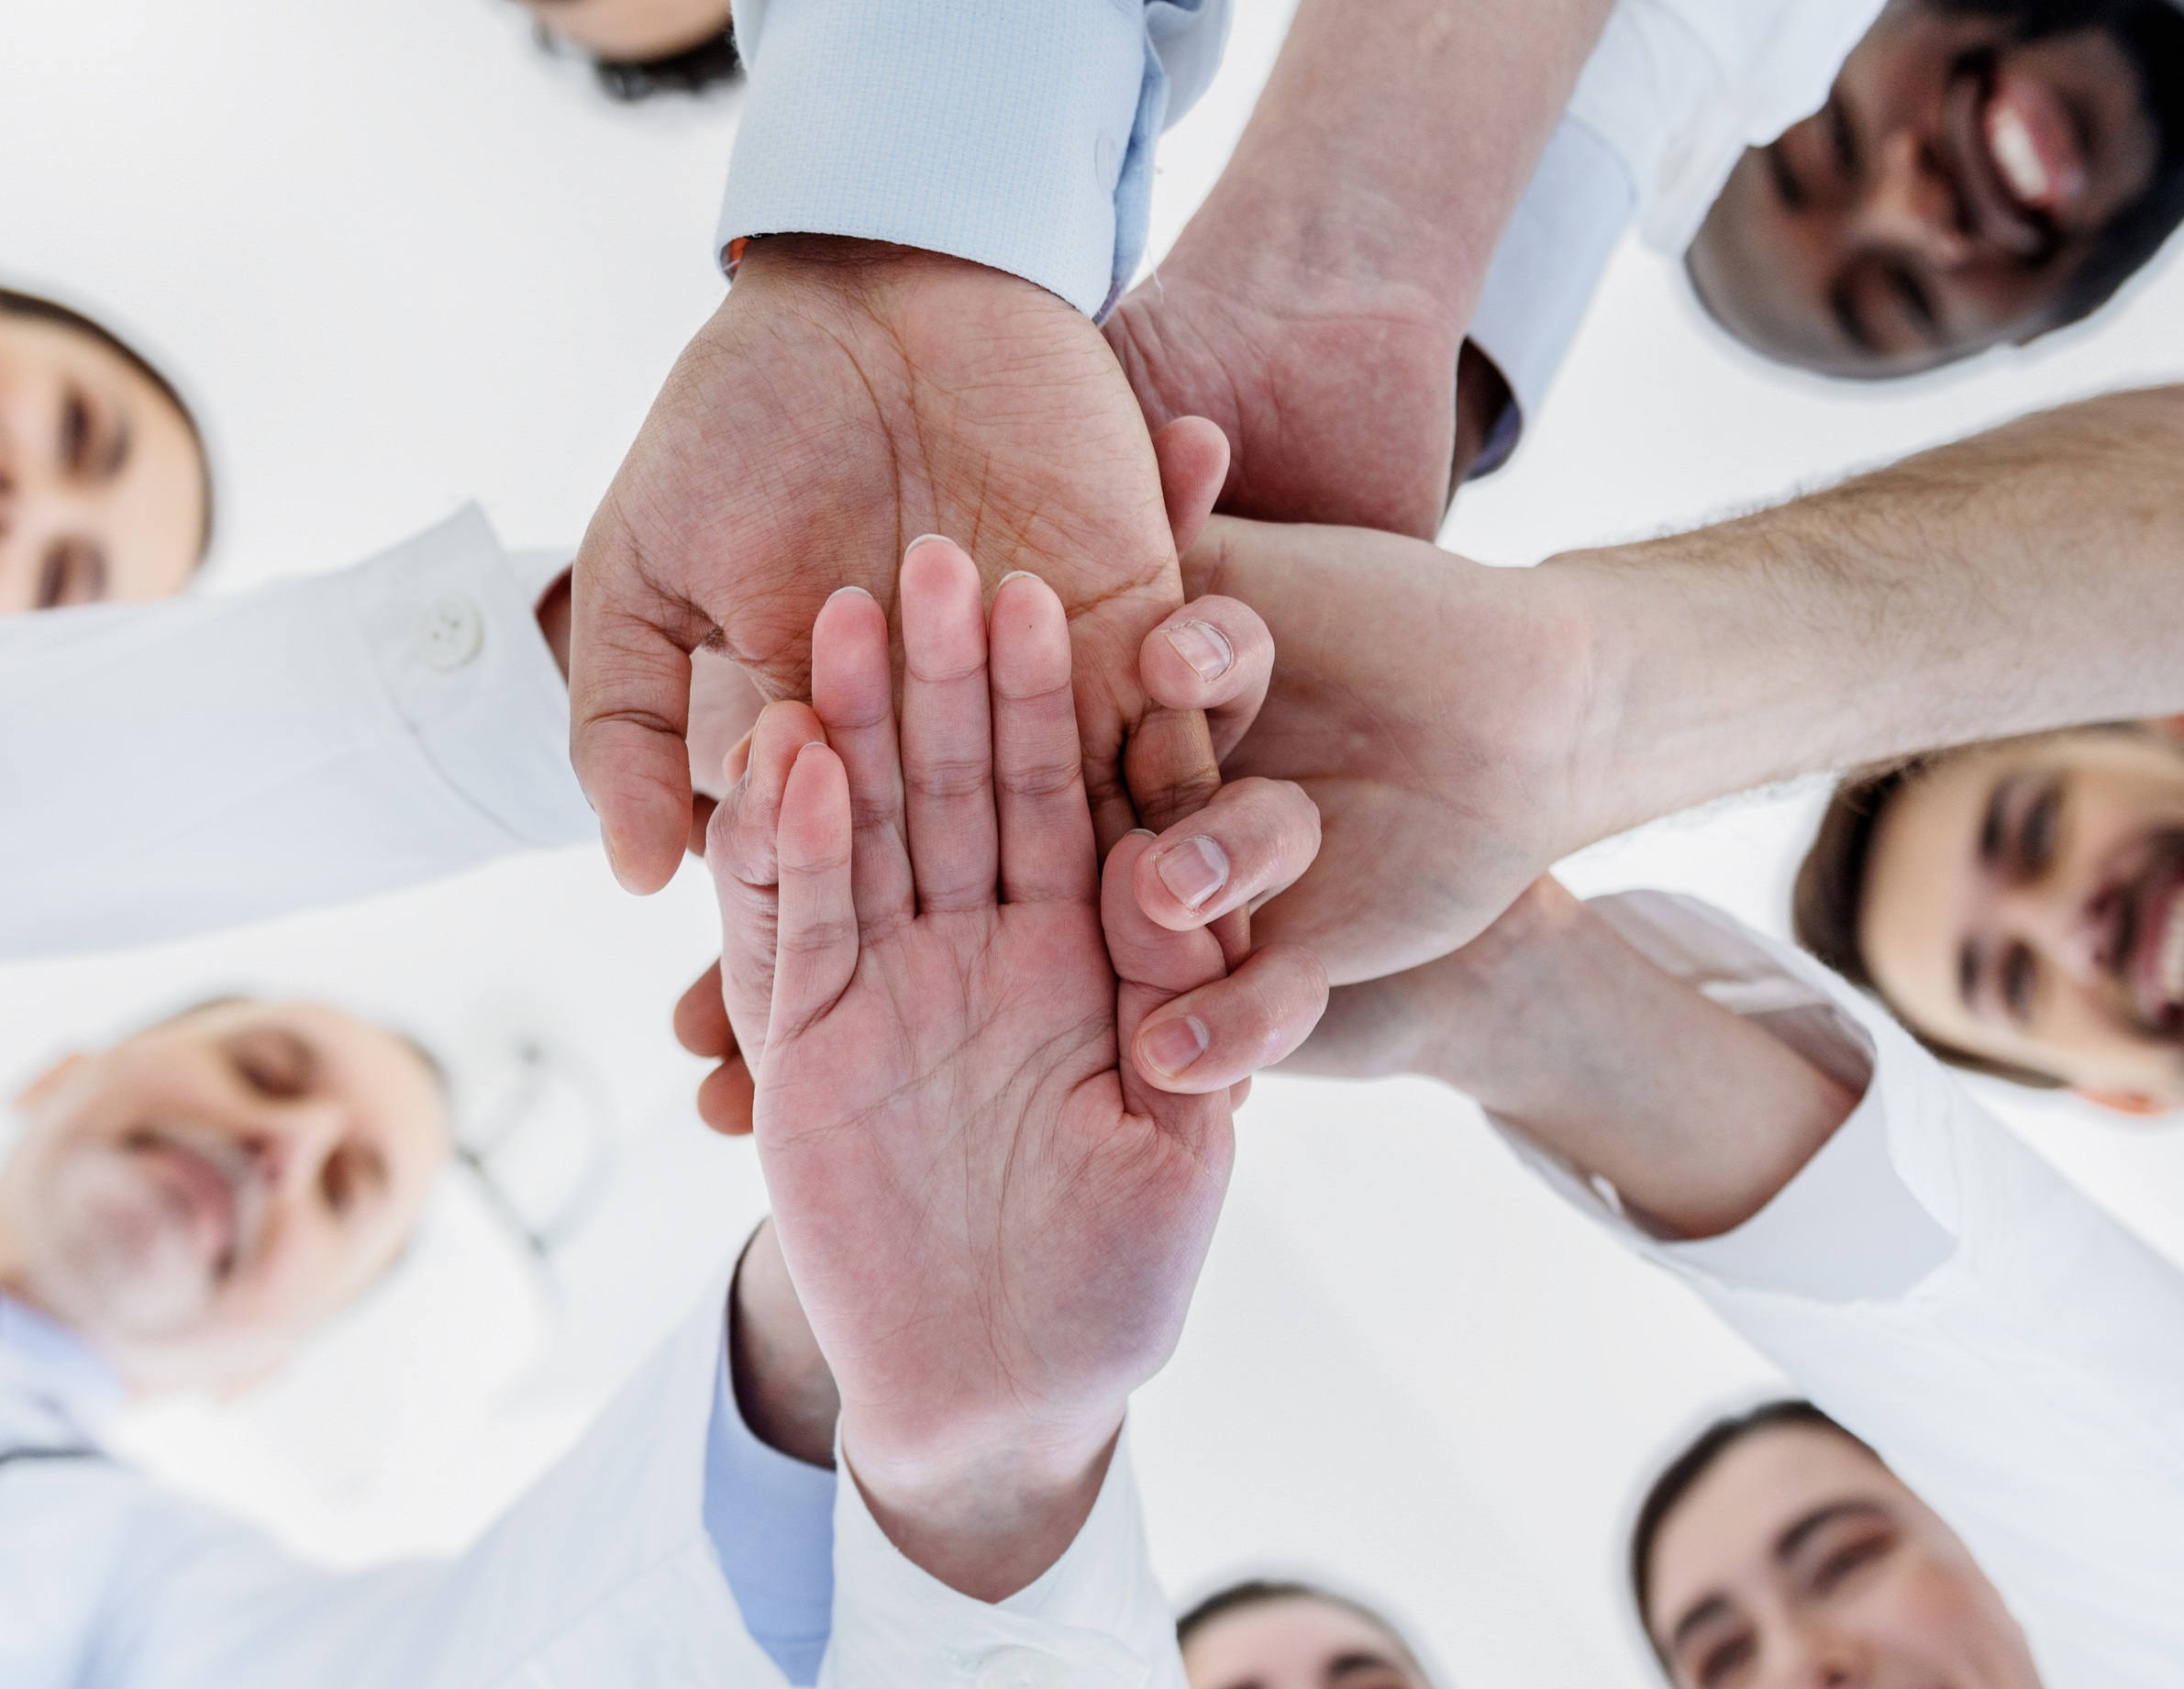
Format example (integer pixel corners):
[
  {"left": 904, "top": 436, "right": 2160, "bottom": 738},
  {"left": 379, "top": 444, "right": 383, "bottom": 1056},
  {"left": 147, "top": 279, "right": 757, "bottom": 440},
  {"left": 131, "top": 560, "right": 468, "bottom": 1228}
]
[
  {"left": 826, "top": 584, "right": 874, "bottom": 603},
  {"left": 1140, "top": 1014, "right": 1210, "bottom": 1079},
  {"left": 997, "top": 569, "right": 1040, "bottom": 585},
  {"left": 1153, "top": 835, "right": 1228, "bottom": 910},
  {"left": 1165, "top": 618, "right": 1234, "bottom": 682},
  {"left": 905, "top": 533, "right": 954, "bottom": 555}
]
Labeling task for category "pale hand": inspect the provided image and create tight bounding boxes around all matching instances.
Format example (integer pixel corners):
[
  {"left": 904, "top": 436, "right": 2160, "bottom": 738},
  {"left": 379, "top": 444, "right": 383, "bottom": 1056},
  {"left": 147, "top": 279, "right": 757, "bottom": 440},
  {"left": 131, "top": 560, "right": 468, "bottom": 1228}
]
[{"left": 709, "top": 540, "right": 1241, "bottom": 1598}]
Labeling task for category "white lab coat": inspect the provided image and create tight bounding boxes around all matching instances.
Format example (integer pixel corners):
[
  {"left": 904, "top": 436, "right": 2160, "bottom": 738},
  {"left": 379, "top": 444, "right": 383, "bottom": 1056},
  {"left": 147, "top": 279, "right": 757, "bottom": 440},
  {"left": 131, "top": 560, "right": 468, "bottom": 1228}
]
[
  {"left": 0, "top": 1272, "right": 1185, "bottom": 1688},
  {"left": 1495, "top": 892, "right": 2184, "bottom": 1689},
  {"left": 0, "top": 507, "right": 596, "bottom": 960}
]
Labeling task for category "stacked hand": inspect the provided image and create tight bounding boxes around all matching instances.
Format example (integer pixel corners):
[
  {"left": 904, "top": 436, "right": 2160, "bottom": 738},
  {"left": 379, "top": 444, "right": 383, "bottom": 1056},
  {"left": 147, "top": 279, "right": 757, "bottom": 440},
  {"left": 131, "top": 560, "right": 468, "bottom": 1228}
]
[
  {"left": 704, "top": 538, "right": 1325, "bottom": 1595},
  {"left": 571, "top": 238, "right": 1227, "bottom": 902}
]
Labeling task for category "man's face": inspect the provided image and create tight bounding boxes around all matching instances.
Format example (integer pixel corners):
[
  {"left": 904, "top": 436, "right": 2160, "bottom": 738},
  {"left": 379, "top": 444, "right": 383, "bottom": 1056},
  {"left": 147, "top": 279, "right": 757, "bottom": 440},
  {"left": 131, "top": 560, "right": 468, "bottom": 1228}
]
[
  {"left": 0, "top": 309, "right": 206, "bottom": 614},
  {"left": 1862, "top": 725, "right": 2184, "bottom": 1107},
  {"left": 1181, "top": 1595, "right": 1429, "bottom": 1689},
  {"left": 0, "top": 1000, "right": 449, "bottom": 1391},
  {"left": 1688, "top": 0, "right": 2161, "bottom": 377},
  {"left": 1645, "top": 1424, "right": 2040, "bottom": 1689},
  {"left": 518, "top": 0, "right": 729, "bottom": 62}
]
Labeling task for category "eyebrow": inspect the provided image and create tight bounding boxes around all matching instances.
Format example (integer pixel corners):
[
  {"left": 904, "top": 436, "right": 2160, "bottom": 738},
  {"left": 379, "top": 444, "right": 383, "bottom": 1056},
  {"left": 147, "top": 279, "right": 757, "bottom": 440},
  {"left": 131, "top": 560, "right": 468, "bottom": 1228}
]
[
  {"left": 1776, "top": 1499, "right": 1890, "bottom": 1562},
  {"left": 1668, "top": 1592, "right": 1735, "bottom": 1653},
  {"left": 1328, "top": 1653, "right": 1408, "bottom": 1681}
]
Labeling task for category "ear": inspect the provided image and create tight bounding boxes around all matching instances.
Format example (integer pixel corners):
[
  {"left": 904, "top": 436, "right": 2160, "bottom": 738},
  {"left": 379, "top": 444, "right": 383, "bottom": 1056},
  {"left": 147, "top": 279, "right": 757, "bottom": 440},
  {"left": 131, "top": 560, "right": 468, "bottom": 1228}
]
[
  {"left": 1149, "top": 416, "right": 1231, "bottom": 557},
  {"left": 2069, "top": 1084, "right": 2180, "bottom": 1118},
  {"left": 14, "top": 1050, "right": 89, "bottom": 1112}
]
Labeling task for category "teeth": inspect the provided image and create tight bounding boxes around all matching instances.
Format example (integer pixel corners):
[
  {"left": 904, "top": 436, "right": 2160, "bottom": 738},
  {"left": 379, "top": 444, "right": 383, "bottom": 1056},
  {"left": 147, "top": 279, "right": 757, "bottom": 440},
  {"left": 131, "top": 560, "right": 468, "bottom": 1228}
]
[
  {"left": 2160, "top": 887, "right": 2184, "bottom": 1007},
  {"left": 1989, "top": 105, "right": 2052, "bottom": 206}
]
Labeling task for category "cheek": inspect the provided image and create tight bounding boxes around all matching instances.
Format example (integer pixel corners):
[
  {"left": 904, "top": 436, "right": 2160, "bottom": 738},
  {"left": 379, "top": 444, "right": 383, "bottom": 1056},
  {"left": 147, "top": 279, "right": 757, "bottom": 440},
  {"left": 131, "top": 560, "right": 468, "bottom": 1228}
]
[{"left": 1847, "top": 1558, "right": 2012, "bottom": 1674}]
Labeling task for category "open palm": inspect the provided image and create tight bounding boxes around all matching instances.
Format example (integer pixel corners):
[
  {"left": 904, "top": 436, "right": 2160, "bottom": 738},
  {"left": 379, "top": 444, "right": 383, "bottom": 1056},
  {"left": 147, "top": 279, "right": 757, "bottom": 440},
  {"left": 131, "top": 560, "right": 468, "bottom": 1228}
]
[{"left": 708, "top": 540, "right": 1233, "bottom": 1511}]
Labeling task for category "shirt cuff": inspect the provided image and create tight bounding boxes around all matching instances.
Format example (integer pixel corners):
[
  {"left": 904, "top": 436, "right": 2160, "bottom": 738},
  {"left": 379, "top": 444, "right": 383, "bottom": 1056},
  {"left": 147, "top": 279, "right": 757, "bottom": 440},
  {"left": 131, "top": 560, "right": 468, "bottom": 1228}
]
[
  {"left": 343, "top": 507, "right": 595, "bottom": 851},
  {"left": 1492, "top": 890, "right": 1958, "bottom": 1303},
  {"left": 1465, "top": 116, "right": 1635, "bottom": 476},
  {"left": 719, "top": 0, "right": 1148, "bottom": 317},
  {"left": 825, "top": 1429, "right": 1182, "bottom": 1689},
  {"left": 704, "top": 1350, "right": 838, "bottom": 1685}
]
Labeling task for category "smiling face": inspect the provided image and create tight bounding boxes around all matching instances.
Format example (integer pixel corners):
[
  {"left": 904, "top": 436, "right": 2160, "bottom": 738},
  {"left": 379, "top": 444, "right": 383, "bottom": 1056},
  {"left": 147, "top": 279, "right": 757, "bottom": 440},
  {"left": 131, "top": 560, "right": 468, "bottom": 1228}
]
[
  {"left": 1689, "top": 0, "right": 2163, "bottom": 377},
  {"left": 0, "top": 1000, "right": 449, "bottom": 1393},
  {"left": 518, "top": 0, "right": 729, "bottom": 61},
  {"left": 1860, "top": 726, "right": 2184, "bottom": 1107},
  {"left": 1645, "top": 1423, "right": 2040, "bottom": 1689},
  {"left": 1181, "top": 1594, "right": 1430, "bottom": 1689},
  {"left": 0, "top": 305, "right": 208, "bottom": 614}
]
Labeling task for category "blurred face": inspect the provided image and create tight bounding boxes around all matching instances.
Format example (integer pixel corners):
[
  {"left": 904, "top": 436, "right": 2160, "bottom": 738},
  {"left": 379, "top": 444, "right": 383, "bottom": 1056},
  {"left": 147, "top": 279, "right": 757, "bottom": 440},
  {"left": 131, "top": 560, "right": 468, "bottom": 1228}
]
[
  {"left": 1646, "top": 1425, "right": 2040, "bottom": 1689},
  {"left": 1689, "top": 0, "right": 2161, "bottom": 377},
  {"left": 0, "top": 1001, "right": 448, "bottom": 1392},
  {"left": 1863, "top": 727, "right": 2184, "bottom": 1106},
  {"left": 519, "top": 0, "right": 729, "bottom": 61},
  {"left": 0, "top": 309, "right": 206, "bottom": 613},
  {"left": 1182, "top": 1595, "right": 1429, "bottom": 1689}
]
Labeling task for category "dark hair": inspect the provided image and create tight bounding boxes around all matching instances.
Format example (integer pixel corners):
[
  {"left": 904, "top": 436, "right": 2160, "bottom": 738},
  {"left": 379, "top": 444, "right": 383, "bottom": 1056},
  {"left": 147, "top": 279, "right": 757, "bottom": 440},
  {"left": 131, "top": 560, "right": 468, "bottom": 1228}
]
[
  {"left": 1792, "top": 742, "right": 2100, "bottom": 1089},
  {"left": 0, "top": 287, "right": 215, "bottom": 567},
  {"left": 1629, "top": 1401, "right": 1876, "bottom": 1666},
  {"left": 1176, "top": 1580, "right": 1432, "bottom": 1681},
  {"left": 527, "top": 6, "right": 742, "bottom": 102},
  {"left": 1938, "top": 0, "right": 2184, "bottom": 335}
]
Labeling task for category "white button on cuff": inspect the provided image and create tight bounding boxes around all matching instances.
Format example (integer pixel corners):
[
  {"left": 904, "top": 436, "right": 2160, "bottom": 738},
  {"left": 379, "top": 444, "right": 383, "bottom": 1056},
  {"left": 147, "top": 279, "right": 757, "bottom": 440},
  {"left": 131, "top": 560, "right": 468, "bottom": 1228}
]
[
  {"left": 416, "top": 595, "right": 484, "bottom": 670},
  {"left": 973, "top": 1645, "right": 1071, "bottom": 1689}
]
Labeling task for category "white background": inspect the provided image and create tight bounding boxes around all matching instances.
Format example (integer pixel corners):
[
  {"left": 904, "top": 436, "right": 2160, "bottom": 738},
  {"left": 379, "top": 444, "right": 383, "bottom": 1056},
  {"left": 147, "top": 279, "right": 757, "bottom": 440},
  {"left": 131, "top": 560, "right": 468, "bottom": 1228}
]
[{"left": 5, "top": 2, "right": 2184, "bottom": 1683}]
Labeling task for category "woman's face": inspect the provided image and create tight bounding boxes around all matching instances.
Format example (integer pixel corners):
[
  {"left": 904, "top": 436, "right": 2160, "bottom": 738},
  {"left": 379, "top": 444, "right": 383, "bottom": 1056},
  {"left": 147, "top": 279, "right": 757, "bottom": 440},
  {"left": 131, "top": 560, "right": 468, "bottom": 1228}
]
[
  {"left": 1862, "top": 726, "right": 2184, "bottom": 1106},
  {"left": 0, "top": 310, "right": 206, "bottom": 614}
]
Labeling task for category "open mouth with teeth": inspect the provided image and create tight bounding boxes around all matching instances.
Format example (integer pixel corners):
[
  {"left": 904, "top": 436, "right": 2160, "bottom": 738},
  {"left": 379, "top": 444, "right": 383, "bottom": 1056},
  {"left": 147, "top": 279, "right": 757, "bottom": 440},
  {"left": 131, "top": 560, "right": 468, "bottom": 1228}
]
[{"left": 1945, "top": 55, "right": 2090, "bottom": 262}]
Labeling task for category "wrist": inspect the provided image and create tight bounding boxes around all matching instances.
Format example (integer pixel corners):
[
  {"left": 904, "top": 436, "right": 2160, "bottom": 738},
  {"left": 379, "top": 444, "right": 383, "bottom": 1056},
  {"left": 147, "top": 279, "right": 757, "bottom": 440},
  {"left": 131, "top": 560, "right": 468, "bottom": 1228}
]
[
  {"left": 840, "top": 1415, "right": 1121, "bottom": 1603},
  {"left": 728, "top": 1221, "right": 840, "bottom": 1470}
]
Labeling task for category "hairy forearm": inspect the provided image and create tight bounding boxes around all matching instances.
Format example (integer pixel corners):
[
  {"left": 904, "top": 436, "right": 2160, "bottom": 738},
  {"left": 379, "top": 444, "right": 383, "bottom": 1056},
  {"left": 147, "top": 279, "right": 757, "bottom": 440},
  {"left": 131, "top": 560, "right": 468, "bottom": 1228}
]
[
  {"left": 1176, "top": 0, "right": 1614, "bottom": 318},
  {"left": 1299, "top": 883, "right": 1858, "bottom": 1238},
  {"left": 1566, "top": 386, "right": 2184, "bottom": 837}
]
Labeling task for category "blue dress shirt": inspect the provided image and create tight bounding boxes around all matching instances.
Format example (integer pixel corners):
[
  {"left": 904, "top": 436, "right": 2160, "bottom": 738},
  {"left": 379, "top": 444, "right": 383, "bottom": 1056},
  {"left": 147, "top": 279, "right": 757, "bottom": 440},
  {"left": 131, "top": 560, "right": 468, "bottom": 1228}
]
[{"left": 718, "top": 0, "right": 1231, "bottom": 317}]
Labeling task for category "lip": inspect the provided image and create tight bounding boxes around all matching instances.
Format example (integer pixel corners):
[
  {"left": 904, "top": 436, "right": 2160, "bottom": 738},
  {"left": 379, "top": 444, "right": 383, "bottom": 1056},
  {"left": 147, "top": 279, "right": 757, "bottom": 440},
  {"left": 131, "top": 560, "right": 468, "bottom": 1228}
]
[
  {"left": 2115, "top": 852, "right": 2184, "bottom": 1035},
  {"left": 1943, "top": 63, "right": 2064, "bottom": 260},
  {"left": 128, "top": 1133, "right": 255, "bottom": 1278}
]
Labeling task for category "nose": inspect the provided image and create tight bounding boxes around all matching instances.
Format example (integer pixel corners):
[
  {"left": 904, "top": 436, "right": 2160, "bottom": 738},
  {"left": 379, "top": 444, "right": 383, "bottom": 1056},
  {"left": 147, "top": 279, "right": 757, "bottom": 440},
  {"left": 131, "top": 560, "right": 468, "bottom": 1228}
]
[
  {"left": 245, "top": 1102, "right": 346, "bottom": 1201},
  {"left": 1991, "top": 877, "right": 2114, "bottom": 984},
  {"left": 1764, "top": 1618, "right": 1868, "bottom": 1689},
  {"left": 1848, "top": 131, "right": 1974, "bottom": 269}
]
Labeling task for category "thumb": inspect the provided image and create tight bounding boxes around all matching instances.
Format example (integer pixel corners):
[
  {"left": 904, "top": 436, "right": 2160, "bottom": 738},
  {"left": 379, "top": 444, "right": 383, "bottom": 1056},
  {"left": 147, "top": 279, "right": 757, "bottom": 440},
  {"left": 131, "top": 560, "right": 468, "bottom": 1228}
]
[{"left": 569, "top": 545, "right": 713, "bottom": 895}]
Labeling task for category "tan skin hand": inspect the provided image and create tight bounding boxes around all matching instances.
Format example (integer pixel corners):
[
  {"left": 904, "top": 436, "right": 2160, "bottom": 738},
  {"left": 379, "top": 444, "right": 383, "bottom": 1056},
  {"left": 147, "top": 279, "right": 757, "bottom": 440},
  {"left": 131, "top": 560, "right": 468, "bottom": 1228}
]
[{"left": 570, "top": 236, "right": 1219, "bottom": 896}]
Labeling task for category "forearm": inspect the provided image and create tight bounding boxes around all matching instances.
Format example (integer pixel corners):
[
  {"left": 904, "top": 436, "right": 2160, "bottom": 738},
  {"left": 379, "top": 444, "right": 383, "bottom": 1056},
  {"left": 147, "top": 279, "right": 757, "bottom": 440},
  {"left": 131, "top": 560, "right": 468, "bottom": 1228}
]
[
  {"left": 1567, "top": 386, "right": 2184, "bottom": 838},
  {"left": 1174, "top": 0, "right": 1614, "bottom": 320},
  {"left": 1313, "top": 882, "right": 1858, "bottom": 1238}
]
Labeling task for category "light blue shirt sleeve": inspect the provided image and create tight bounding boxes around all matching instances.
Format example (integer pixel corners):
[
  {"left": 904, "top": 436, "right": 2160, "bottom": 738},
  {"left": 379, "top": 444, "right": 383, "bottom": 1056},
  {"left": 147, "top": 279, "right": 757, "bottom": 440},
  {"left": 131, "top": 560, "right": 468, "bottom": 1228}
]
[
  {"left": 1463, "top": 116, "right": 1635, "bottom": 478},
  {"left": 719, "top": 0, "right": 1231, "bottom": 318},
  {"left": 702, "top": 1349, "right": 838, "bottom": 1686}
]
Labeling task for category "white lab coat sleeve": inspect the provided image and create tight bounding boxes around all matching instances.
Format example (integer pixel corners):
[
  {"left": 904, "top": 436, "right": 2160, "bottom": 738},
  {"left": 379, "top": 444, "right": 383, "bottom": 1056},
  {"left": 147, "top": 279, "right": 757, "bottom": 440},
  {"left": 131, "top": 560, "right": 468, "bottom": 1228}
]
[
  {"left": 824, "top": 1425, "right": 1183, "bottom": 1689},
  {"left": 0, "top": 1271, "right": 781, "bottom": 1689},
  {"left": 1491, "top": 890, "right": 2184, "bottom": 1689},
  {"left": 0, "top": 506, "right": 596, "bottom": 960}
]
